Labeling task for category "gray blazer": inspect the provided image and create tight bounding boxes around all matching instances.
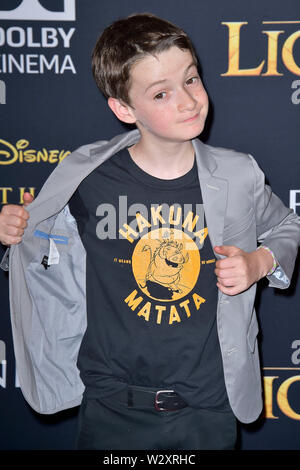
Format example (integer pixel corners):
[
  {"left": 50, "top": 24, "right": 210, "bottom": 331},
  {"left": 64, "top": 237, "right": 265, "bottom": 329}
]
[{"left": 1, "top": 129, "right": 300, "bottom": 423}]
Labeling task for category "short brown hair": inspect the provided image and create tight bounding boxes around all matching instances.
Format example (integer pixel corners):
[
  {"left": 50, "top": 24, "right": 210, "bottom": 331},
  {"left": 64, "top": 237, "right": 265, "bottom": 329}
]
[{"left": 92, "top": 13, "right": 198, "bottom": 105}]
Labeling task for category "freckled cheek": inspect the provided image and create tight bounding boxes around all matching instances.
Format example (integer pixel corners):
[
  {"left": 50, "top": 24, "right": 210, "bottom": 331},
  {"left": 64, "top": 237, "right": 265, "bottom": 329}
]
[
  {"left": 193, "top": 88, "right": 208, "bottom": 104},
  {"left": 200, "top": 91, "right": 209, "bottom": 108},
  {"left": 145, "top": 110, "right": 172, "bottom": 131}
]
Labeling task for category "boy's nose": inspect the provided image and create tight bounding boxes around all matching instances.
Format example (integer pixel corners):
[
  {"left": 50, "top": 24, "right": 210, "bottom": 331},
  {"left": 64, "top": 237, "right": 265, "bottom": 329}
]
[{"left": 177, "top": 88, "right": 197, "bottom": 112}]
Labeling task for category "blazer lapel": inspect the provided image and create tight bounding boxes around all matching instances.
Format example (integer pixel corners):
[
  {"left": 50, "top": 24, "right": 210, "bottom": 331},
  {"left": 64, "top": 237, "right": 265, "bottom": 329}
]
[{"left": 192, "top": 139, "right": 228, "bottom": 256}]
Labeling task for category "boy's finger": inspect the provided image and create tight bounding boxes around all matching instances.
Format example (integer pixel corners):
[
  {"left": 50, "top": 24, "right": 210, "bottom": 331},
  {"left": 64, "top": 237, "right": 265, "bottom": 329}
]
[
  {"left": 215, "top": 257, "right": 237, "bottom": 269},
  {"left": 215, "top": 267, "right": 239, "bottom": 278},
  {"left": 216, "top": 282, "right": 240, "bottom": 296},
  {"left": 22, "top": 192, "right": 34, "bottom": 207},
  {"left": 2, "top": 204, "right": 29, "bottom": 220},
  {"left": 214, "top": 245, "right": 241, "bottom": 257},
  {"left": 4, "top": 214, "right": 28, "bottom": 229}
]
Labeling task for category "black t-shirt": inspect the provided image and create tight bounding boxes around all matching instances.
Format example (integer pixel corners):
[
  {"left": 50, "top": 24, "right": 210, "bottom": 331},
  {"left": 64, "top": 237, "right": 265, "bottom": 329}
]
[{"left": 68, "top": 147, "right": 229, "bottom": 410}]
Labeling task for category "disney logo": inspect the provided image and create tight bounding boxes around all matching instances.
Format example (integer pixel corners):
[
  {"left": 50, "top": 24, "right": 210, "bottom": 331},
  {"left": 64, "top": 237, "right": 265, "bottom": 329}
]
[{"left": 0, "top": 139, "right": 70, "bottom": 165}]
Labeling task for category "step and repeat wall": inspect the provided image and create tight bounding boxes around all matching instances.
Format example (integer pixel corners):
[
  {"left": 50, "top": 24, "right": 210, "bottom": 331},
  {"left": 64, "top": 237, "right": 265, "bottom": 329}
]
[{"left": 0, "top": 0, "right": 299, "bottom": 450}]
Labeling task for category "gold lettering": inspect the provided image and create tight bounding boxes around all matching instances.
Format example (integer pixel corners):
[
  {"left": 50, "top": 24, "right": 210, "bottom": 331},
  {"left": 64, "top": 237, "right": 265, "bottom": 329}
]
[
  {"left": 261, "top": 31, "right": 284, "bottom": 76},
  {"left": 23, "top": 150, "right": 36, "bottom": 162},
  {"left": 58, "top": 150, "right": 65, "bottom": 162},
  {"left": 194, "top": 227, "right": 208, "bottom": 245},
  {"left": 263, "top": 376, "right": 279, "bottom": 419},
  {"left": 192, "top": 293, "right": 206, "bottom": 310},
  {"left": 282, "top": 31, "right": 300, "bottom": 75},
  {"left": 136, "top": 212, "right": 151, "bottom": 232},
  {"left": 182, "top": 210, "right": 199, "bottom": 231},
  {"left": 48, "top": 150, "right": 59, "bottom": 164},
  {"left": 0, "top": 187, "right": 13, "bottom": 204},
  {"left": 119, "top": 224, "right": 139, "bottom": 243},
  {"left": 118, "top": 258, "right": 131, "bottom": 264},
  {"left": 0, "top": 139, "right": 18, "bottom": 165},
  {"left": 137, "top": 301, "right": 151, "bottom": 321},
  {"left": 221, "top": 22, "right": 265, "bottom": 76},
  {"left": 277, "top": 375, "right": 300, "bottom": 420},
  {"left": 179, "top": 299, "right": 192, "bottom": 318},
  {"left": 19, "top": 187, "right": 35, "bottom": 204},
  {"left": 169, "top": 305, "right": 181, "bottom": 324},
  {"left": 155, "top": 305, "right": 166, "bottom": 324},
  {"left": 0, "top": 139, "right": 70, "bottom": 165},
  {"left": 59, "top": 151, "right": 70, "bottom": 162},
  {"left": 37, "top": 149, "right": 48, "bottom": 163},
  {"left": 151, "top": 205, "right": 165, "bottom": 225},
  {"left": 124, "top": 290, "right": 143, "bottom": 310},
  {"left": 16, "top": 140, "right": 27, "bottom": 163},
  {"left": 169, "top": 205, "right": 182, "bottom": 225}
]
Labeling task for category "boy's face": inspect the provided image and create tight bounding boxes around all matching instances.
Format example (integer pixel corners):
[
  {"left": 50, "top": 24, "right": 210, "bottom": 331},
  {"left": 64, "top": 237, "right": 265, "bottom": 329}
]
[{"left": 112, "top": 46, "right": 209, "bottom": 145}]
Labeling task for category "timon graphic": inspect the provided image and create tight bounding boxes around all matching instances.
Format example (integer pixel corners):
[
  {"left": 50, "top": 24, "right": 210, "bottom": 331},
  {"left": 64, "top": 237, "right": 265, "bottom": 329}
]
[{"left": 139, "top": 237, "right": 190, "bottom": 300}]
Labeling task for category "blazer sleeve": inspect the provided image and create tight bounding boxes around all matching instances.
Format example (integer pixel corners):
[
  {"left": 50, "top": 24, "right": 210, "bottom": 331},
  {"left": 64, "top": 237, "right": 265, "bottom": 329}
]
[{"left": 248, "top": 154, "right": 300, "bottom": 289}]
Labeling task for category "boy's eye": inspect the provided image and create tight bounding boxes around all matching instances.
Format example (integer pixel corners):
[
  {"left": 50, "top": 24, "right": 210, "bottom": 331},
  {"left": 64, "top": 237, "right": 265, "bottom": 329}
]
[
  {"left": 154, "top": 92, "right": 166, "bottom": 100},
  {"left": 186, "top": 76, "right": 199, "bottom": 85}
]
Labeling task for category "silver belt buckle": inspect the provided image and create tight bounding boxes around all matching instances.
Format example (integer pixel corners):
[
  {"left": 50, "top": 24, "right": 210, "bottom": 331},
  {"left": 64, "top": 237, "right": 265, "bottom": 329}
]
[{"left": 154, "top": 389, "right": 176, "bottom": 411}]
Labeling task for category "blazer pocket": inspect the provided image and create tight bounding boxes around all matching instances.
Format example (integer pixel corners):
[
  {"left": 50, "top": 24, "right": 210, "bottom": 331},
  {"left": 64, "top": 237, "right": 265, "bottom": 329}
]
[{"left": 223, "top": 207, "right": 254, "bottom": 241}]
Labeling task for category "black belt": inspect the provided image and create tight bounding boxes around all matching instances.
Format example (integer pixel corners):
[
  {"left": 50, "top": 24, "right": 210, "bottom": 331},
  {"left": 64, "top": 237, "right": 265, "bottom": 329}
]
[{"left": 110, "top": 385, "right": 188, "bottom": 411}]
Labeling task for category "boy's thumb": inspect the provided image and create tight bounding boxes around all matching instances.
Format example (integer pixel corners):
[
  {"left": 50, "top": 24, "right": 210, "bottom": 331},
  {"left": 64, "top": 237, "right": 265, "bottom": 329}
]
[
  {"left": 22, "top": 192, "right": 34, "bottom": 207},
  {"left": 214, "top": 245, "right": 239, "bottom": 257}
]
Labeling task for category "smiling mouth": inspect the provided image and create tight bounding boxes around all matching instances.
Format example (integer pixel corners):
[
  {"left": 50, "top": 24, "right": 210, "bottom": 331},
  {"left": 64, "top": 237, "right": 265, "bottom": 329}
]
[
  {"left": 165, "top": 258, "right": 179, "bottom": 268},
  {"left": 182, "top": 113, "right": 199, "bottom": 123}
]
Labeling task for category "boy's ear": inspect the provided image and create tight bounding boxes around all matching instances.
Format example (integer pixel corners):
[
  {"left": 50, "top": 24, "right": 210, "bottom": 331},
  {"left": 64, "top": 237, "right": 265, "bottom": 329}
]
[{"left": 107, "top": 97, "right": 136, "bottom": 124}]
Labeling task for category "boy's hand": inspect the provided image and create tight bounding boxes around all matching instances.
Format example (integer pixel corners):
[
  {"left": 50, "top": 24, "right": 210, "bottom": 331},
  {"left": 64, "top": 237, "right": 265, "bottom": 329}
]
[
  {"left": 0, "top": 192, "right": 34, "bottom": 246},
  {"left": 214, "top": 245, "right": 274, "bottom": 296},
  {"left": 22, "top": 192, "right": 34, "bottom": 207}
]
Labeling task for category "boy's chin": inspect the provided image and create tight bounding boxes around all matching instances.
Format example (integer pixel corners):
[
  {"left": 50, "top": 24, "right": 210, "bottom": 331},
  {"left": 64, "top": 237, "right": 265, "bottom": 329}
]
[
  {"left": 179, "top": 126, "right": 205, "bottom": 141},
  {"left": 180, "top": 120, "right": 206, "bottom": 140},
  {"left": 137, "top": 125, "right": 205, "bottom": 144}
]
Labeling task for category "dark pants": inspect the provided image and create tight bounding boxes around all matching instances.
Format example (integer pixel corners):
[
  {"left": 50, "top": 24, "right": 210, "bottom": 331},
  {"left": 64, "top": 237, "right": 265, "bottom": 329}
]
[{"left": 76, "top": 390, "right": 237, "bottom": 450}]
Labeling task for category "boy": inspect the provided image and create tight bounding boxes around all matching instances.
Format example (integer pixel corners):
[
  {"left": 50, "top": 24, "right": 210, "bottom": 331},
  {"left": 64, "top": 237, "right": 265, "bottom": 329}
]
[{"left": 0, "top": 13, "right": 299, "bottom": 451}]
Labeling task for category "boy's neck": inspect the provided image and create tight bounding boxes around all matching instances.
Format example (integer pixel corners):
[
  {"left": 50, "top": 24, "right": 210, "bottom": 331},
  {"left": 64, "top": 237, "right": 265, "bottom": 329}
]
[{"left": 128, "top": 137, "right": 195, "bottom": 180}]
